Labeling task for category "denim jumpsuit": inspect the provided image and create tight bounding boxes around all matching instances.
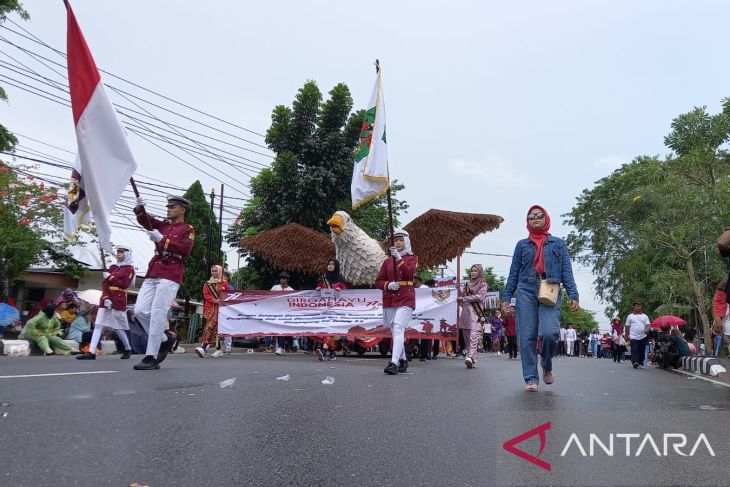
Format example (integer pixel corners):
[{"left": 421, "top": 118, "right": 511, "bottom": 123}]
[{"left": 502, "top": 236, "right": 579, "bottom": 384}]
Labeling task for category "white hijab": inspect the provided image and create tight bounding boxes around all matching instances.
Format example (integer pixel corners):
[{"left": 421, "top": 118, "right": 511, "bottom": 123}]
[
  {"left": 393, "top": 228, "right": 413, "bottom": 257},
  {"left": 116, "top": 246, "right": 134, "bottom": 268}
]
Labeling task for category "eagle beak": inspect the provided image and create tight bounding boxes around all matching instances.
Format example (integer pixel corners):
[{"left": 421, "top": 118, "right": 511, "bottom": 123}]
[{"left": 327, "top": 214, "right": 344, "bottom": 235}]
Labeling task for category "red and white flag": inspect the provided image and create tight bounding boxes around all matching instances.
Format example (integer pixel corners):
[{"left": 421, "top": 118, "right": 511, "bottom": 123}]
[{"left": 64, "top": 1, "right": 137, "bottom": 252}]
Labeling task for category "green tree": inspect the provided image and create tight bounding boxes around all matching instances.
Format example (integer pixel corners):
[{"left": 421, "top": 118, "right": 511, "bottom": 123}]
[
  {"left": 560, "top": 294, "right": 598, "bottom": 332},
  {"left": 565, "top": 99, "right": 730, "bottom": 350},
  {"left": 227, "top": 80, "right": 408, "bottom": 288},
  {"left": 0, "top": 161, "right": 86, "bottom": 299},
  {"left": 177, "top": 181, "right": 221, "bottom": 303}
]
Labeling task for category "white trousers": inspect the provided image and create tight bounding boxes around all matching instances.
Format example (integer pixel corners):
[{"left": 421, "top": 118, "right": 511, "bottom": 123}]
[
  {"left": 384, "top": 306, "right": 413, "bottom": 365},
  {"left": 134, "top": 278, "right": 179, "bottom": 357},
  {"left": 567, "top": 339, "right": 575, "bottom": 356}
]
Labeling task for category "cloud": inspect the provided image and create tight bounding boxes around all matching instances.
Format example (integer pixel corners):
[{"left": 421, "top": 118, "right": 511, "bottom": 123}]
[
  {"left": 592, "top": 155, "right": 626, "bottom": 169},
  {"left": 447, "top": 156, "right": 532, "bottom": 189}
]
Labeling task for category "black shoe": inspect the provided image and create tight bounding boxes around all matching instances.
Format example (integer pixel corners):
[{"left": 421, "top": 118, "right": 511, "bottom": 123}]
[
  {"left": 632, "top": 362, "right": 639, "bottom": 369},
  {"left": 419, "top": 356, "right": 426, "bottom": 362},
  {"left": 425, "top": 354, "right": 432, "bottom": 360},
  {"left": 397, "top": 359, "right": 409, "bottom": 373},
  {"left": 156, "top": 331, "right": 176, "bottom": 364},
  {"left": 120, "top": 350, "right": 131, "bottom": 360},
  {"left": 384, "top": 362, "right": 398, "bottom": 375},
  {"left": 133, "top": 355, "right": 160, "bottom": 370},
  {"left": 76, "top": 352, "right": 96, "bottom": 360},
  {"left": 432, "top": 355, "right": 438, "bottom": 360}
]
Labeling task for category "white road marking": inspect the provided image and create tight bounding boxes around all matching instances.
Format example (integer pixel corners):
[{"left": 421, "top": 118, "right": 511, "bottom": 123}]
[
  {"left": 0, "top": 371, "right": 118, "bottom": 379},
  {"left": 670, "top": 368, "right": 730, "bottom": 388}
]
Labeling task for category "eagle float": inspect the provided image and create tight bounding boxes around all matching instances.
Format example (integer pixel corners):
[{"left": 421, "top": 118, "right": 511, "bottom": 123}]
[{"left": 240, "top": 209, "right": 503, "bottom": 286}]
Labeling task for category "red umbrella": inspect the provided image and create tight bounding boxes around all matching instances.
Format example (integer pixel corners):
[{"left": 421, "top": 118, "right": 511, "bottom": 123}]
[{"left": 651, "top": 315, "right": 687, "bottom": 328}]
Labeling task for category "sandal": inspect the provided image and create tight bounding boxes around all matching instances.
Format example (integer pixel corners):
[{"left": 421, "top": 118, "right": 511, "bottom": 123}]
[{"left": 524, "top": 383, "right": 538, "bottom": 392}]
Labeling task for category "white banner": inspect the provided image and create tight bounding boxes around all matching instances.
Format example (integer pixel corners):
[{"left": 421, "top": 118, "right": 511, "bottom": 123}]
[{"left": 218, "top": 288, "right": 458, "bottom": 339}]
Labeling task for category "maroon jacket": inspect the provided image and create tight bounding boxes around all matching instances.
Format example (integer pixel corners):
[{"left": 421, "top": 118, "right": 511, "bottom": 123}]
[
  {"left": 375, "top": 254, "right": 418, "bottom": 309},
  {"left": 135, "top": 209, "right": 195, "bottom": 284},
  {"left": 503, "top": 314, "right": 517, "bottom": 337},
  {"left": 100, "top": 264, "right": 134, "bottom": 311}
]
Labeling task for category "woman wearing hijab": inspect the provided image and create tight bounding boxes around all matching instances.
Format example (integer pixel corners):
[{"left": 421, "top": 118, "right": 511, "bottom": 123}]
[
  {"left": 195, "top": 265, "right": 230, "bottom": 358},
  {"left": 502, "top": 206, "right": 579, "bottom": 391},
  {"left": 77, "top": 246, "right": 135, "bottom": 360},
  {"left": 315, "top": 259, "right": 347, "bottom": 361},
  {"left": 457, "top": 264, "right": 489, "bottom": 369},
  {"left": 23, "top": 304, "right": 74, "bottom": 355},
  {"left": 375, "top": 228, "right": 419, "bottom": 375}
]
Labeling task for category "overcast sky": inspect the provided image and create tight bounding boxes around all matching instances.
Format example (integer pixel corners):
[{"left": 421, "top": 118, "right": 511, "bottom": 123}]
[{"left": 2, "top": 0, "right": 729, "bottom": 328}]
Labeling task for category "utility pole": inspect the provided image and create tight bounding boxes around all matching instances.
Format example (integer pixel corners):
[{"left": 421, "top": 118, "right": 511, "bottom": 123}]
[{"left": 206, "top": 187, "right": 215, "bottom": 273}]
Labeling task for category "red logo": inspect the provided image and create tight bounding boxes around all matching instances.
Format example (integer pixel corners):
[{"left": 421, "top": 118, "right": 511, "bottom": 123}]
[{"left": 502, "top": 421, "right": 552, "bottom": 471}]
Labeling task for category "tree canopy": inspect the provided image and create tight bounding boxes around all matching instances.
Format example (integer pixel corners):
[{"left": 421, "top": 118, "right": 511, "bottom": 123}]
[
  {"left": 0, "top": 161, "right": 86, "bottom": 299},
  {"left": 178, "top": 181, "right": 221, "bottom": 302},
  {"left": 227, "top": 80, "right": 408, "bottom": 289},
  {"left": 565, "top": 98, "right": 730, "bottom": 347}
]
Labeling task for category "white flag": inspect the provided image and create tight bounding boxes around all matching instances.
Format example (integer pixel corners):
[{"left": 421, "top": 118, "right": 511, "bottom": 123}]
[
  {"left": 64, "top": 1, "right": 137, "bottom": 252},
  {"left": 351, "top": 64, "right": 389, "bottom": 209}
]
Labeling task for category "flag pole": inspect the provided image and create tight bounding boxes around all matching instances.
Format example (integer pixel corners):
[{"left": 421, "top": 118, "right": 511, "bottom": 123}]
[
  {"left": 98, "top": 245, "right": 107, "bottom": 272},
  {"left": 129, "top": 177, "right": 154, "bottom": 229},
  {"left": 218, "top": 184, "right": 224, "bottom": 266},
  {"left": 376, "top": 59, "right": 397, "bottom": 282},
  {"left": 455, "top": 248, "right": 461, "bottom": 354}
]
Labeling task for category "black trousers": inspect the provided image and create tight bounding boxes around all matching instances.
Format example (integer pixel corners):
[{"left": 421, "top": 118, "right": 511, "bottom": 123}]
[
  {"left": 483, "top": 333, "right": 492, "bottom": 351},
  {"left": 419, "top": 339, "right": 432, "bottom": 358},
  {"left": 630, "top": 337, "right": 647, "bottom": 365},
  {"left": 506, "top": 335, "right": 518, "bottom": 358}
]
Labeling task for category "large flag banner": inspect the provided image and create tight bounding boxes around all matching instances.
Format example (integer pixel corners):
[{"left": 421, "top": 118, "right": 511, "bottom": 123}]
[
  {"left": 351, "top": 62, "right": 389, "bottom": 209},
  {"left": 64, "top": 1, "right": 137, "bottom": 251},
  {"left": 218, "top": 288, "right": 458, "bottom": 339}
]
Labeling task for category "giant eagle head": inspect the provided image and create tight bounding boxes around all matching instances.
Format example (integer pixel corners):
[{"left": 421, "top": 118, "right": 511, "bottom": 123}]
[{"left": 326, "top": 210, "right": 351, "bottom": 237}]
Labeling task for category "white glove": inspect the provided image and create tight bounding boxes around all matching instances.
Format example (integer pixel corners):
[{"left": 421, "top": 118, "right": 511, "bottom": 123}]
[
  {"left": 147, "top": 229, "right": 163, "bottom": 242},
  {"left": 136, "top": 197, "right": 146, "bottom": 207},
  {"left": 389, "top": 246, "right": 401, "bottom": 260},
  {"left": 104, "top": 299, "right": 112, "bottom": 309},
  {"left": 387, "top": 282, "right": 400, "bottom": 291},
  {"left": 102, "top": 271, "right": 110, "bottom": 279}
]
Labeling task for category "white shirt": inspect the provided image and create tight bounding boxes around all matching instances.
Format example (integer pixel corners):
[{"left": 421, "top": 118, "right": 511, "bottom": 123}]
[
  {"left": 566, "top": 328, "right": 577, "bottom": 341},
  {"left": 625, "top": 313, "right": 650, "bottom": 340},
  {"left": 270, "top": 284, "right": 294, "bottom": 291},
  {"left": 560, "top": 328, "right": 567, "bottom": 340}
]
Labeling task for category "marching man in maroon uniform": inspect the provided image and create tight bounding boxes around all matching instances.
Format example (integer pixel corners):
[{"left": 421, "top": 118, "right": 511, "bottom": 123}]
[
  {"left": 132, "top": 194, "right": 195, "bottom": 370},
  {"left": 77, "top": 245, "right": 135, "bottom": 360},
  {"left": 375, "top": 228, "right": 419, "bottom": 375}
]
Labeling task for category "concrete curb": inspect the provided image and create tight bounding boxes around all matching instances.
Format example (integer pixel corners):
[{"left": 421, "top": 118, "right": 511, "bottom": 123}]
[{"left": 681, "top": 356, "right": 726, "bottom": 376}]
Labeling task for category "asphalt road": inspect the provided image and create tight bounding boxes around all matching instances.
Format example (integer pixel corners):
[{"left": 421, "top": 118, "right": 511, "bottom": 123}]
[{"left": 1, "top": 350, "right": 728, "bottom": 487}]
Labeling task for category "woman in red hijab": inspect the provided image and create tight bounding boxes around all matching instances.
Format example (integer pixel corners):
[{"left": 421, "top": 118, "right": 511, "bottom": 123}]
[{"left": 502, "top": 205, "right": 579, "bottom": 392}]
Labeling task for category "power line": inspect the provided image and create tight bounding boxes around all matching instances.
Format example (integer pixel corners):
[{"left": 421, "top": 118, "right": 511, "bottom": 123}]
[
  {"left": 0, "top": 60, "right": 265, "bottom": 193},
  {"left": 0, "top": 24, "right": 272, "bottom": 145}
]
